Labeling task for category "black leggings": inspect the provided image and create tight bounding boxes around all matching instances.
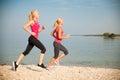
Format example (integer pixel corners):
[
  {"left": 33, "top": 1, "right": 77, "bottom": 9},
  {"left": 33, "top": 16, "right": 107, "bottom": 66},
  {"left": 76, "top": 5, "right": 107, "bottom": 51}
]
[
  {"left": 23, "top": 36, "right": 46, "bottom": 56},
  {"left": 53, "top": 41, "right": 68, "bottom": 59}
]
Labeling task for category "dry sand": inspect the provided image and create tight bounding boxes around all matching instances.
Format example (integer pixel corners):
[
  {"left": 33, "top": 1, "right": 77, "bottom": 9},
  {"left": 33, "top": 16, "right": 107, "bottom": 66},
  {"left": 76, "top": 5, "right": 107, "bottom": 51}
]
[{"left": 0, "top": 65, "right": 120, "bottom": 80}]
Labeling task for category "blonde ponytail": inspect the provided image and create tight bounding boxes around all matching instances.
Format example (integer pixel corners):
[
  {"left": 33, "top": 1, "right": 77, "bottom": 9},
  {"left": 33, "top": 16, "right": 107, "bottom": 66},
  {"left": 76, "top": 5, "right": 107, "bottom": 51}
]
[
  {"left": 28, "top": 10, "right": 39, "bottom": 21},
  {"left": 29, "top": 12, "right": 33, "bottom": 21},
  {"left": 53, "top": 18, "right": 63, "bottom": 28},
  {"left": 53, "top": 21, "right": 58, "bottom": 28}
]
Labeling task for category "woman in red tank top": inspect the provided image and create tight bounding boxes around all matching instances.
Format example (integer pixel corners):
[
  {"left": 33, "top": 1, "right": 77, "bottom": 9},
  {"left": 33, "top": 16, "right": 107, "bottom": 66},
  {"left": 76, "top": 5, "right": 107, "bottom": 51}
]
[
  {"left": 47, "top": 18, "right": 70, "bottom": 70},
  {"left": 12, "top": 10, "right": 46, "bottom": 71}
]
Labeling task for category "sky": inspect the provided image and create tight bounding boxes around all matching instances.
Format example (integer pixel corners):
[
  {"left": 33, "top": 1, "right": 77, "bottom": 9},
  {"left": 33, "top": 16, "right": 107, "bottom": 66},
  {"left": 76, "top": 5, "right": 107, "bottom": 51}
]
[
  {"left": 1, "top": 0, "right": 120, "bottom": 34},
  {"left": 0, "top": 0, "right": 120, "bottom": 44}
]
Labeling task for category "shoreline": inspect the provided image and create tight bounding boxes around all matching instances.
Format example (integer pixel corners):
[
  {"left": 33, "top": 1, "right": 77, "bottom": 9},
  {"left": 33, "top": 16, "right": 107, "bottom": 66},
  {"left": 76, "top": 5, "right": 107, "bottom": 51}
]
[
  {"left": 0, "top": 65, "right": 120, "bottom": 80},
  {"left": 0, "top": 62, "right": 120, "bottom": 69},
  {"left": 71, "top": 34, "right": 120, "bottom": 39}
]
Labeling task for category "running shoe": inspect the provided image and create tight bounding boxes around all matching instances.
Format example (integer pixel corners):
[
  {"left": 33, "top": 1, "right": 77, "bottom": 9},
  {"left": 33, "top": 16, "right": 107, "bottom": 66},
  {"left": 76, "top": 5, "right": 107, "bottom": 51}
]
[
  {"left": 38, "top": 63, "right": 46, "bottom": 69},
  {"left": 12, "top": 61, "right": 18, "bottom": 71},
  {"left": 46, "top": 66, "right": 52, "bottom": 70},
  {"left": 55, "top": 60, "right": 60, "bottom": 66}
]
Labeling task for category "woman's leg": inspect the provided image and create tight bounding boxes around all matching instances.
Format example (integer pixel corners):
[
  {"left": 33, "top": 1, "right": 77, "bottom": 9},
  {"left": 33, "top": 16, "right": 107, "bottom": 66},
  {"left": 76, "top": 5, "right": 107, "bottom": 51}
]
[
  {"left": 13, "top": 43, "right": 33, "bottom": 71},
  {"left": 56, "top": 43, "right": 68, "bottom": 61},
  {"left": 47, "top": 42, "right": 59, "bottom": 67},
  {"left": 56, "top": 53, "right": 65, "bottom": 61},
  {"left": 39, "top": 53, "right": 45, "bottom": 65},
  {"left": 31, "top": 37, "right": 46, "bottom": 68},
  {"left": 16, "top": 54, "right": 24, "bottom": 65},
  {"left": 16, "top": 43, "right": 34, "bottom": 65},
  {"left": 47, "top": 58, "right": 56, "bottom": 67},
  {"left": 12, "top": 36, "right": 34, "bottom": 71},
  {"left": 34, "top": 40, "right": 46, "bottom": 65}
]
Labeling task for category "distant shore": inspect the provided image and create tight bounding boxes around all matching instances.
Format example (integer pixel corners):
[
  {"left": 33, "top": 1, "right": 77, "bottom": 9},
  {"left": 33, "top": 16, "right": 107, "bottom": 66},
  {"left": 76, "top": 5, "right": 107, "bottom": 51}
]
[
  {"left": 0, "top": 65, "right": 120, "bottom": 80},
  {"left": 71, "top": 34, "right": 120, "bottom": 39},
  {"left": 84, "top": 35, "right": 120, "bottom": 39}
]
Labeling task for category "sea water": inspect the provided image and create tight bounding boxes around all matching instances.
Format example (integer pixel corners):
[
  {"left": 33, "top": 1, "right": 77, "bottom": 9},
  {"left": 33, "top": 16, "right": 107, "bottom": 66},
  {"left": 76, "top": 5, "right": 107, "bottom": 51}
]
[{"left": 0, "top": 36, "right": 120, "bottom": 68}]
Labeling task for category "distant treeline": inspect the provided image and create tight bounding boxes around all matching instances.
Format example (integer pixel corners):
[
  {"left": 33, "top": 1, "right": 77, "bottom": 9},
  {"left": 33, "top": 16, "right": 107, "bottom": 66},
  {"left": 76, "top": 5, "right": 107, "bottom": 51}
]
[
  {"left": 103, "top": 32, "right": 120, "bottom": 38},
  {"left": 81, "top": 32, "right": 120, "bottom": 38}
]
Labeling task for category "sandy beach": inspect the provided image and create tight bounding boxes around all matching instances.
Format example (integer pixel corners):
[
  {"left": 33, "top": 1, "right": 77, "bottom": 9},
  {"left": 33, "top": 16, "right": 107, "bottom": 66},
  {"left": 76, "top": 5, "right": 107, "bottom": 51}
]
[{"left": 0, "top": 65, "right": 120, "bottom": 80}]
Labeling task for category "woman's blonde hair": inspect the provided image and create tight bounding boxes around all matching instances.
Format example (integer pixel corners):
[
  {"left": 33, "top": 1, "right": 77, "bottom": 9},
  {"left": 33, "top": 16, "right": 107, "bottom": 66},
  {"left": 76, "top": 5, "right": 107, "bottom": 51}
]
[
  {"left": 53, "top": 18, "right": 63, "bottom": 28},
  {"left": 29, "top": 10, "right": 38, "bottom": 21}
]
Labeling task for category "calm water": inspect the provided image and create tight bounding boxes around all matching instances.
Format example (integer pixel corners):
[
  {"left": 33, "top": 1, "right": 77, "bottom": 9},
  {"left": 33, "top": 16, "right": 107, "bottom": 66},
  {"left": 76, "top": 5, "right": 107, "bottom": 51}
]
[{"left": 0, "top": 36, "right": 120, "bottom": 68}]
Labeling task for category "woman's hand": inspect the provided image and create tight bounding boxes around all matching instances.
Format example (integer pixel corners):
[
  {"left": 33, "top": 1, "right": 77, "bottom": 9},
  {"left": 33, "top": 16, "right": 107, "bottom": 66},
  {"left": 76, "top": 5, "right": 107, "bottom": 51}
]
[
  {"left": 30, "top": 32, "right": 36, "bottom": 36},
  {"left": 39, "top": 26, "right": 46, "bottom": 32},
  {"left": 42, "top": 26, "right": 46, "bottom": 30},
  {"left": 65, "top": 34, "right": 70, "bottom": 39}
]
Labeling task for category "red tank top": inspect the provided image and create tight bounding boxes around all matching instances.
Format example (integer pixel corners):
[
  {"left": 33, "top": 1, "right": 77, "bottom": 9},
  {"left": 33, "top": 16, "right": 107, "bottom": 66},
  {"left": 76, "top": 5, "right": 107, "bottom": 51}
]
[
  {"left": 54, "top": 27, "right": 63, "bottom": 43},
  {"left": 30, "top": 20, "right": 40, "bottom": 39}
]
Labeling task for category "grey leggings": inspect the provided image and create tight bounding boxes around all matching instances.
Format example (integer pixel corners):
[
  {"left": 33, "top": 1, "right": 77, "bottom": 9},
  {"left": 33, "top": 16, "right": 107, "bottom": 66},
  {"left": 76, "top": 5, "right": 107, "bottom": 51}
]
[
  {"left": 53, "top": 41, "right": 68, "bottom": 59},
  {"left": 23, "top": 36, "right": 46, "bottom": 56}
]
